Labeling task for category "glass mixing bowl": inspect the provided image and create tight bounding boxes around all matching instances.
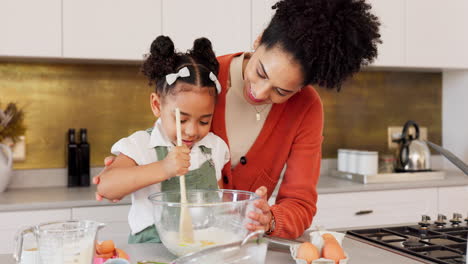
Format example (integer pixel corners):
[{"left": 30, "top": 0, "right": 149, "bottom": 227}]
[{"left": 149, "top": 189, "right": 260, "bottom": 257}]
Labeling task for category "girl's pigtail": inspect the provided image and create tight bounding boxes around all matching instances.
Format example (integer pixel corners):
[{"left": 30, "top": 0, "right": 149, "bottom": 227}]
[
  {"left": 191, "top": 38, "right": 219, "bottom": 75},
  {"left": 142, "top": 35, "right": 177, "bottom": 88}
]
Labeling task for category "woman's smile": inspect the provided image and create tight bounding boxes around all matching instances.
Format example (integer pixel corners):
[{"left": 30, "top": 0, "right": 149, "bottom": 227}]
[{"left": 246, "top": 85, "right": 266, "bottom": 104}]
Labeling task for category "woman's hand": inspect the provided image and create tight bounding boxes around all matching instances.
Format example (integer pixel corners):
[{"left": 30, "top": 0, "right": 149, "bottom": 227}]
[
  {"left": 161, "top": 146, "right": 191, "bottom": 179},
  {"left": 246, "top": 186, "right": 274, "bottom": 233},
  {"left": 93, "top": 156, "right": 120, "bottom": 202}
]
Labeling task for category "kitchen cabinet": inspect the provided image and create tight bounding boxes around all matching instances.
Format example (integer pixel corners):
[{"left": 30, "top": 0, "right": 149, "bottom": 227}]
[
  {"left": 312, "top": 188, "right": 438, "bottom": 230},
  {"left": 437, "top": 186, "right": 468, "bottom": 218},
  {"left": 367, "top": 0, "right": 406, "bottom": 67},
  {"left": 368, "top": 0, "right": 468, "bottom": 69},
  {"left": 72, "top": 205, "right": 131, "bottom": 243},
  {"left": 0, "top": 0, "right": 61, "bottom": 58},
  {"left": 162, "top": 0, "right": 251, "bottom": 56},
  {"left": 62, "top": 0, "right": 162, "bottom": 60},
  {"left": 2, "top": 0, "right": 467, "bottom": 69},
  {"left": 0, "top": 209, "right": 70, "bottom": 254},
  {"left": 406, "top": 0, "right": 468, "bottom": 68}
]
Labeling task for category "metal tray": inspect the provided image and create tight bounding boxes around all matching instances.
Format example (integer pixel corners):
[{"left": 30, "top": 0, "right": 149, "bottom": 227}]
[{"left": 331, "top": 169, "right": 445, "bottom": 184}]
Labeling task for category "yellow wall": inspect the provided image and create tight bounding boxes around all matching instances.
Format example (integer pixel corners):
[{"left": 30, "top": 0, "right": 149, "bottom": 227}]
[
  {"left": 317, "top": 71, "right": 441, "bottom": 158},
  {"left": 1, "top": 62, "right": 155, "bottom": 169},
  {"left": 0, "top": 62, "right": 441, "bottom": 169}
]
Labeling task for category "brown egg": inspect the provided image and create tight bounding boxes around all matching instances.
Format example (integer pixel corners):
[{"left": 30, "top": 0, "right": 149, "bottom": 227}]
[
  {"left": 115, "top": 248, "right": 129, "bottom": 260},
  {"left": 96, "top": 240, "right": 115, "bottom": 254},
  {"left": 296, "top": 242, "right": 320, "bottom": 264},
  {"left": 95, "top": 251, "right": 114, "bottom": 259},
  {"left": 322, "top": 234, "right": 346, "bottom": 264}
]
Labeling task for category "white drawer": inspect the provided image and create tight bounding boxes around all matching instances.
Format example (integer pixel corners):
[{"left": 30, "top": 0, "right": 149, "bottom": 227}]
[{"left": 312, "top": 188, "right": 438, "bottom": 229}]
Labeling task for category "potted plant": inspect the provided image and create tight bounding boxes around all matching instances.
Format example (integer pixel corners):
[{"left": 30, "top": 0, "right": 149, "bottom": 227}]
[
  {"left": 0, "top": 102, "right": 26, "bottom": 192},
  {"left": 0, "top": 102, "right": 26, "bottom": 144}
]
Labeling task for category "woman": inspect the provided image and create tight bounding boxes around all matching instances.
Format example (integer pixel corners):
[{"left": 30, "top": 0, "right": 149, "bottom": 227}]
[{"left": 95, "top": 0, "right": 381, "bottom": 239}]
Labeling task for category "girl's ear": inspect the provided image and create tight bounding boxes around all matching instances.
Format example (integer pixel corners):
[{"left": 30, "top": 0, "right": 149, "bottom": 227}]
[
  {"left": 253, "top": 33, "right": 262, "bottom": 50},
  {"left": 150, "top": 93, "right": 162, "bottom": 117}
]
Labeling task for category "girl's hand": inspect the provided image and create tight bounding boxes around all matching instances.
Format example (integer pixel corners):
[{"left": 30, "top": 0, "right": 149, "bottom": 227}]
[
  {"left": 93, "top": 156, "right": 121, "bottom": 202},
  {"left": 162, "top": 146, "right": 191, "bottom": 179},
  {"left": 246, "top": 186, "right": 274, "bottom": 233}
]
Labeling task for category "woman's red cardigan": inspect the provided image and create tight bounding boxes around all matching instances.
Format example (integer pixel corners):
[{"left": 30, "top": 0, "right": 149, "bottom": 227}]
[{"left": 212, "top": 53, "right": 324, "bottom": 238}]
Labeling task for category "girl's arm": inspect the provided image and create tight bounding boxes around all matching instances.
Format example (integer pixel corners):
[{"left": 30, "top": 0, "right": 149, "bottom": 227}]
[
  {"left": 96, "top": 154, "right": 170, "bottom": 200},
  {"left": 97, "top": 145, "right": 190, "bottom": 200}
]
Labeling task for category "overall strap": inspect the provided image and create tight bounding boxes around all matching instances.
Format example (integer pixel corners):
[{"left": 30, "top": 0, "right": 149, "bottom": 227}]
[
  {"left": 198, "top": 145, "right": 212, "bottom": 155},
  {"left": 198, "top": 145, "right": 214, "bottom": 168},
  {"left": 145, "top": 128, "right": 170, "bottom": 160},
  {"left": 155, "top": 146, "right": 169, "bottom": 161}
]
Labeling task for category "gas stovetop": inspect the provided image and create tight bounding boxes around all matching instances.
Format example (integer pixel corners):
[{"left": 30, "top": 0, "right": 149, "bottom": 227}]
[{"left": 346, "top": 214, "right": 468, "bottom": 264}]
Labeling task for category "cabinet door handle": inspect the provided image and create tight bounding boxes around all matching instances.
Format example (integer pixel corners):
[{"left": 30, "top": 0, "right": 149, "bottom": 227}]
[{"left": 355, "top": 210, "right": 373, "bottom": 215}]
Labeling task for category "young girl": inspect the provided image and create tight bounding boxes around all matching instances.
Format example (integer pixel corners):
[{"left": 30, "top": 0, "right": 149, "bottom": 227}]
[{"left": 97, "top": 35, "right": 229, "bottom": 243}]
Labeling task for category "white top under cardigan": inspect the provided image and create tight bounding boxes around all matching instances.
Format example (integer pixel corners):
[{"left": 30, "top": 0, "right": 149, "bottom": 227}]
[{"left": 226, "top": 53, "right": 272, "bottom": 168}]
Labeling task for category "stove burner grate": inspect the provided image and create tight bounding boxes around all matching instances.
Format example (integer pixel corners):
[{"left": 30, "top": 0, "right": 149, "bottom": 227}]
[
  {"left": 402, "top": 237, "right": 426, "bottom": 248},
  {"left": 347, "top": 224, "right": 467, "bottom": 264}
]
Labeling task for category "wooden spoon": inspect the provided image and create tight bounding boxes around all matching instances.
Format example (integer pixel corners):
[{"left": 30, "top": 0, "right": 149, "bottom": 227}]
[{"left": 175, "top": 108, "right": 194, "bottom": 243}]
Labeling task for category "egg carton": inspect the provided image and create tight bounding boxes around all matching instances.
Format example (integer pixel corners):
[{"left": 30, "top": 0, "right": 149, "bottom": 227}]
[{"left": 290, "top": 231, "right": 349, "bottom": 264}]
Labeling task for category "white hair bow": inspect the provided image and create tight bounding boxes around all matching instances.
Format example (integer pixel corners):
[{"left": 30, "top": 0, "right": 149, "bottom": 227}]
[
  {"left": 209, "top": 72, "right": 222, "bottom": 94},
  {"left": 166, "top": 67, "right": 221, "bottom": 94},
  {"left": 165, "top": 67, "right": 190, "bottom": 85}
]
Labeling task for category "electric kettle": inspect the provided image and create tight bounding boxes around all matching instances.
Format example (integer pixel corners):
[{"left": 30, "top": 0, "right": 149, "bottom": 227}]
[{"left": 394, "top": 120, "right": 431, "bottom": 172}]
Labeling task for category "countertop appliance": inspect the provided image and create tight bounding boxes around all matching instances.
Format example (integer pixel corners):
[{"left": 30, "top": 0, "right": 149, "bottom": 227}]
[
  {"left": 394, "top": 120, "right": 432, "bottom": 172},
  {"left": 347, "top": 214, "right": 468, "bottom": 264},
  {"left": 394, "top": 120, "right": 468, "bottom": 176}
]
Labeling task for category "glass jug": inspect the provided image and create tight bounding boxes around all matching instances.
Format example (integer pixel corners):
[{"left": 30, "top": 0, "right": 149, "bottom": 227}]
[{"left": 14, "top": 220, "right": 105, "bottom": 264}]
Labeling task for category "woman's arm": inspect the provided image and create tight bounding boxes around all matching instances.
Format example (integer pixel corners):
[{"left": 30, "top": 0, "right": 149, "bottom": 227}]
[
  {"left": 270, "top": 90, "right": 324, "bottom": 238},
  {"left": 96, "top": 154, "right": 170, "bottom": 200},
  {"left": 244, "top": 91, "right": 323, "bottom": 238}
]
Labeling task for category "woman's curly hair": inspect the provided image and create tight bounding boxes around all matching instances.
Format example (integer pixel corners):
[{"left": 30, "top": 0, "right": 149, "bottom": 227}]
[
  {"left": 141, "top": 35, "right": 219, "bottom": 98},
  {"left": 261, "top": 0, "right": 381, "bottom": 91}
]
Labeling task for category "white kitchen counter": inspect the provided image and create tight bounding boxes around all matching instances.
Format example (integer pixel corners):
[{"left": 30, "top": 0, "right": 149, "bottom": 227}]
[
  {"left": 0, "top": 235, "right": 428, "bottom": 264},
  {"left": 0, "top": 171, "right": 467, "bottom": 212},
  {"left": 317, "top": 171, "right": 468, "bottom": 194}
]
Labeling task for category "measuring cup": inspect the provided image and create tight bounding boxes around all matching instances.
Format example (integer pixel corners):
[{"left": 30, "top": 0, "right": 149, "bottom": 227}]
[{"left": 14, "top": 220, "right": 105, "bottom": 264}]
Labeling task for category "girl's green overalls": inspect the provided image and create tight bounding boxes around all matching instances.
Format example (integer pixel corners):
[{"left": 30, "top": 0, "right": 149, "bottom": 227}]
[{"left": 128, "top": 129, "right": 219, "bottom": 243}]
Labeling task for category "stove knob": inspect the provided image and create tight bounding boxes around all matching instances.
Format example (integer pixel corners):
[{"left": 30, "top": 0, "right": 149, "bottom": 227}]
[
  {"left": 421, "top": 215, "right": 431, "bottom": 222},
  {"left": 434, "top": 214, "right": 447, "bottom": 228},
  {"left": 449, "top": 213, "right": 462, "bottom": 227},
  {"left": 418, "top": 215, "right": 431, "bottom": 229}
]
